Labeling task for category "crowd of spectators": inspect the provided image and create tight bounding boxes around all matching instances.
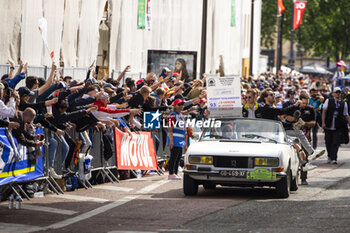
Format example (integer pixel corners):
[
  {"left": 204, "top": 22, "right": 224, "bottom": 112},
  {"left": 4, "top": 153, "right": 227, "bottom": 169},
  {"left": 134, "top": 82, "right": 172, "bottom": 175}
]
[{"left": 0, "top": 58, "right": 349, "bottom": 183}]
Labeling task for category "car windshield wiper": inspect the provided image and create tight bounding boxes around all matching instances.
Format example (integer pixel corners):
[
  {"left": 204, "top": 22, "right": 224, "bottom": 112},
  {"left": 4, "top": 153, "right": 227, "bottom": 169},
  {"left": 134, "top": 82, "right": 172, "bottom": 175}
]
[
  {"left": 242, "top": 134, "right": 278, "bottom": 143},
  {"left": 203, "top": 134, "right": 231, "bottom": 140}
]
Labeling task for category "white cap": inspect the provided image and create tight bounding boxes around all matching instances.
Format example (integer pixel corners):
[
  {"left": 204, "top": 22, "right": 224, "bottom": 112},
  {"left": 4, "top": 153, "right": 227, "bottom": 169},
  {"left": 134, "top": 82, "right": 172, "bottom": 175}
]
[{"left": 334, "top": 87, "right": 342, "bottom": 92}]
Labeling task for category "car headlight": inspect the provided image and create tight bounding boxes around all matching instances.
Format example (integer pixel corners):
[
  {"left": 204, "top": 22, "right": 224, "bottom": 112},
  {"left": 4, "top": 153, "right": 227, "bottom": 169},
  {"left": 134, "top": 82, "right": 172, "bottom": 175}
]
[
  {"left": 254, "top": 157, "right": 279, "bottom": 167},
  {"left": 189, "top": 156, "right": 213, "bottom": 164}
]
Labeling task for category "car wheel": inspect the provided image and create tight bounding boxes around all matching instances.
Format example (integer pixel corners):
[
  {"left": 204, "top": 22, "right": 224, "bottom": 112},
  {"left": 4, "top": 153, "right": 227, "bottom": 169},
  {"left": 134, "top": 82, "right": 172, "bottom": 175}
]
[
  {"left": 183, "top": 174, "right": 198, "bottom": 196},
  {"left": 203, "top": 183, "right": 216, "bottom": 190},
  {"left": 276, "top": 168, "right": 291, "bottom": 198},
  {"left": 290, "top": 169, "right": 299, "bottom": 191}
]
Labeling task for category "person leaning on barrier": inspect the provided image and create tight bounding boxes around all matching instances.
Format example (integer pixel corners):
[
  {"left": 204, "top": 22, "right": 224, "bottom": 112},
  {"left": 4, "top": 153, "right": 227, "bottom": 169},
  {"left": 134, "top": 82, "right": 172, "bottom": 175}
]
[
  {"left": 0, "top": 118, "right": 19, "bottom": 130},
  {"left": 10, "top": 108, "right": 45, "bottom": 164}
]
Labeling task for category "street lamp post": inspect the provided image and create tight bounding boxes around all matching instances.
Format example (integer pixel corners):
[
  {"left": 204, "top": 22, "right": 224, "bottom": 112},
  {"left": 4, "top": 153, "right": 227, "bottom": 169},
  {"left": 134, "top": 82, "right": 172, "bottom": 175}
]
[
  {"left": 289, "top": 0, "right": 296, "bottom": 70},
  {"left": 276, "top": 6, "right": 283, "bottom": 75},
  {"left": 200, "top": 0, "right": 208, "bottom": 79},
  {"left": 249, "top": 0, "right": 255, "bottom": 76}
]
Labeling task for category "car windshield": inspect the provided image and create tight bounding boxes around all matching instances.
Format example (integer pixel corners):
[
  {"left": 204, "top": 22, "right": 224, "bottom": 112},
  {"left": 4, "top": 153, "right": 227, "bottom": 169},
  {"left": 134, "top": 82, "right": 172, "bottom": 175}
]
[{"left": 200, "top": 118, "right": 286, "bottom": 143}]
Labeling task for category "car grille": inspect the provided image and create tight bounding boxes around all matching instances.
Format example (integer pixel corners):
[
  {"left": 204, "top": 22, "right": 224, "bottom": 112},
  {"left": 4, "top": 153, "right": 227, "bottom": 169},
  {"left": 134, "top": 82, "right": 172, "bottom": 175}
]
[{"left": 213, "top": 156, "right": 251, "bottom": 168}]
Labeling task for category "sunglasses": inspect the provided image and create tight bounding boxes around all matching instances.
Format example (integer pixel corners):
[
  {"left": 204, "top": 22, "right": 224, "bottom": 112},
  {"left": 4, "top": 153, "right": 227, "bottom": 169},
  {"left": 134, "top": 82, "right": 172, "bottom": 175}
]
[
  {"left": 177, "top": 103, "right": 184, "bottom": 106},
  {"left": 335, "top": 91, "right": 341, "bottom": 94},
  {"left": 268, "top": 93, "right": 274, "bottom": 97},
  {"left": 246, "top": 96, "right": 253, "bottom": 99}
]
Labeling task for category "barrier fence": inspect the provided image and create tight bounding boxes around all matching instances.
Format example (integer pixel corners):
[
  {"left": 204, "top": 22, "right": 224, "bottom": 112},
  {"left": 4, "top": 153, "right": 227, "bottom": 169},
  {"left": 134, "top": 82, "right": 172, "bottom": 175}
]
[{"left": 0, "top": 124, "right": 168, "bottom": 202}]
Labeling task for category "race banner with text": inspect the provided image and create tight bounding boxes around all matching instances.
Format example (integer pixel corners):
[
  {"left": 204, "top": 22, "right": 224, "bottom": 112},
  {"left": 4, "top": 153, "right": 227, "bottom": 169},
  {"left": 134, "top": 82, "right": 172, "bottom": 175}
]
[
  {"left": 114, "top": 128, "right": 158, "bottom": 170},
  {"left": 137, "top": 0, "right": 146, "bottom": 29},
  {"left": 0, "top": 128, "right": 44, "bottom": 186},
  {"left": 293, "top": 1, "right": 307, "bottom": 30}
]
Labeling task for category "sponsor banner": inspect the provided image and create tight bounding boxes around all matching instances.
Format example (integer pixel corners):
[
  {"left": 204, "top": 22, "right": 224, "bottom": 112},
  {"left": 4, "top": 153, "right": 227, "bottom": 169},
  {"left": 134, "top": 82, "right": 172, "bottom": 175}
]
[
  {"left": 277, "top": 0, "right": 285, "bottom": 15},
  {"left": 207, "top": 75, "right": 242, "bottom": 118},
  {"left": 231, "top": 0, "right": 236, "bottom": 27},
  {"left": 114, "top": 128, "right": 158, "bottom": 170},
  {"left": 0, "top": 128, "right": 44, "bottom": 186},
  {"left": 137, "top": 0, "right": 146, "bottom": 29},
  {"left": 293, "top": 1, "right": 307, "bottom": 30},
  {"left": 146, "top": 0, "right": 151, "bottom": 31}
]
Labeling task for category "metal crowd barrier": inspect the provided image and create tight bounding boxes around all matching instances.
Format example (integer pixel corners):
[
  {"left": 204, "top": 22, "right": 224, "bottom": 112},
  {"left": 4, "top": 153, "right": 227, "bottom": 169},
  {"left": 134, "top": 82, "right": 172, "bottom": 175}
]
[{"left": 0, "top": 122, "right": 170, "bottom": 202}]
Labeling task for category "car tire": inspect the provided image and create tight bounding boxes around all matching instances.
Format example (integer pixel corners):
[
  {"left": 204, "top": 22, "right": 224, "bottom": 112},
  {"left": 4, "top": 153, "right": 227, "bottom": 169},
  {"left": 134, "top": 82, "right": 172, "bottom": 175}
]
[
  {"left": 203, "top": 183, "right": 216, "bottom": 190},
  {"left": 290, "top": 169, "right": 299, "bottom": 191},
  {"left": 183, "top": 174, "right": 198, "bottom": 196},
  {"left": 276, "top": 169, "right": 291, "bottom": 198}
]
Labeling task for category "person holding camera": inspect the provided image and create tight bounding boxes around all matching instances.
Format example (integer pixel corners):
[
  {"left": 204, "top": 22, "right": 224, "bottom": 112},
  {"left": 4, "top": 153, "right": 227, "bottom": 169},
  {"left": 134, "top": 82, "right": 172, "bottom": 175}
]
[{"left": 309, "top": 88, "right": 324, "bottom": 149}]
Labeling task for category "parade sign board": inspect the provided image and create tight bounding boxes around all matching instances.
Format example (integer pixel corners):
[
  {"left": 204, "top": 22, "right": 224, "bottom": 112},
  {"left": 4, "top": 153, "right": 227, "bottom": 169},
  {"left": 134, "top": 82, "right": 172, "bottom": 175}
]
[
  {"left": 114, "top": 128, "right": 158, "bottom": 170},
  {"left": 207, "top": 75, "right": 242, "bottom": 118}
]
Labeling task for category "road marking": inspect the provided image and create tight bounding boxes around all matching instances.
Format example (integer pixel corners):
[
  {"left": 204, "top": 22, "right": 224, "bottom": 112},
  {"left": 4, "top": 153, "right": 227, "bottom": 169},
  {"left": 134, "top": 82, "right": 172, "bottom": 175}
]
[
  {"left": 55, "top": 194, "right": 109, "bottom": 203},
  {"left": 0, "top": 222, "right": 43, "bottom": 233},
  {"left": 136, "top": 180, "right": 169, "bottom": 194},
  {"left": 45, "top": 180, "right": 170, "bottom": 230},
  {"left": 108, "top": 231, "right": 158, "bottom": 233},
  {"left": 94, "top": 185, "right": 134, "bottom": 192},
  {"left": 21, "top": 204, "right": 77, "bottom": 215}
]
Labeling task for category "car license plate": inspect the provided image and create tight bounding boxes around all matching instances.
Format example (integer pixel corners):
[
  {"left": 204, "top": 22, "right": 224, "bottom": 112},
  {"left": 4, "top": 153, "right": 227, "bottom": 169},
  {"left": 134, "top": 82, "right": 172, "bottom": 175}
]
[{"left": 220, "top": 170, "right": 246, "bottom": 177}]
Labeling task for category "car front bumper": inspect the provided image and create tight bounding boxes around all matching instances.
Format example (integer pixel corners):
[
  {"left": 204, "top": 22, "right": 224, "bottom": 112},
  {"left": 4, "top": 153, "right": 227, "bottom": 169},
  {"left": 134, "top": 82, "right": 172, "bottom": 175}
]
[{"left": 184, "top": 170, "right": 286, "bottom": 186}]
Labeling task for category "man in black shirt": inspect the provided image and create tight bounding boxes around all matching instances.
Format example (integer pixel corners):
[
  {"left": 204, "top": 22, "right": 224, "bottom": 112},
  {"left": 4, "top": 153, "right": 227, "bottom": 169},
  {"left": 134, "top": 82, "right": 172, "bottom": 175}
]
[{"left": 259, "top": 88, "right": 296, "bottom": 120}]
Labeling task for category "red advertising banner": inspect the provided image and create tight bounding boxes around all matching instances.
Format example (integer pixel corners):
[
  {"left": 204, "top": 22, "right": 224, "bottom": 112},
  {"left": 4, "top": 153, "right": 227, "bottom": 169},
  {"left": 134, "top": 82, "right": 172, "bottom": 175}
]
[
  {"left": 114, "top": 128, "right": 158, "bottom": 170},
  {"left": 277, "top": 0, "right": 285, "bottom": 15},
  {"left": 293, "top": 1, "right": 307, "bottom": 30}
]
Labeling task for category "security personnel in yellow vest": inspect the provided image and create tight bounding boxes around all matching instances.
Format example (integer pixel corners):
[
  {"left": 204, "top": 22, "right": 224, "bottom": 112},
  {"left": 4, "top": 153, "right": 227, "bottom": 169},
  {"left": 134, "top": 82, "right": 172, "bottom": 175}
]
[{"left": 167, "top": 99, "right": 186, "bottom": 180}]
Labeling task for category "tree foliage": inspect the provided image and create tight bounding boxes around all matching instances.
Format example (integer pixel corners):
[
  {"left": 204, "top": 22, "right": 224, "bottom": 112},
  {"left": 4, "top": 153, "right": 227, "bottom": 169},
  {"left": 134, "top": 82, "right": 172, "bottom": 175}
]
[{"left": 261, "top": 0, "right": 350, "bottom": 60}]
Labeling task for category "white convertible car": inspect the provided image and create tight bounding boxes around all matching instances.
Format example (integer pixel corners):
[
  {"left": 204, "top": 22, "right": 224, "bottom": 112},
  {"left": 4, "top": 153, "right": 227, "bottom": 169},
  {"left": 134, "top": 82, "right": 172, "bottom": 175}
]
[{"left": 183, "top": 118, "right": 300, "bottom": 198}]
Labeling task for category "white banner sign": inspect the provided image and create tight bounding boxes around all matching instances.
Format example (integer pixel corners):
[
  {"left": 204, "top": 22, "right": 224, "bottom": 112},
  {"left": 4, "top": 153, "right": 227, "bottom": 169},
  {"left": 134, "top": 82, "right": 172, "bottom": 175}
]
[{"left": 207, "top": 75, "right": 242, "bottom": 118}]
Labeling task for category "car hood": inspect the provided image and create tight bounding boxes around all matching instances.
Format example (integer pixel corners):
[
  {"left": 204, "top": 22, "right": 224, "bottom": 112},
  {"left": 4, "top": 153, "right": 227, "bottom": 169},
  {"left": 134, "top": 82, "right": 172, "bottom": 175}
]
[{"left": 188, "top": 140, "right": 285, "bottom": 157}]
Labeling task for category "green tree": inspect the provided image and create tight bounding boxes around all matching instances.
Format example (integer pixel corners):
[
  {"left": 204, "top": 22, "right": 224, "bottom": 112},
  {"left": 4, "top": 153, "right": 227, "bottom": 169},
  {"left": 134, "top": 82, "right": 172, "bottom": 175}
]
[{"left": 261, "top": 0, "right": 350, "bottom": 60}]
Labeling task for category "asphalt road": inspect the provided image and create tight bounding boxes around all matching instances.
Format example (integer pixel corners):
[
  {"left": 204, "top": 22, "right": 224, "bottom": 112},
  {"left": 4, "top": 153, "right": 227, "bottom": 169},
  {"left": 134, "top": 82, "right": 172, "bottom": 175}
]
[{"left": 0, "top": 145, "right": 349, "bottom": 233}]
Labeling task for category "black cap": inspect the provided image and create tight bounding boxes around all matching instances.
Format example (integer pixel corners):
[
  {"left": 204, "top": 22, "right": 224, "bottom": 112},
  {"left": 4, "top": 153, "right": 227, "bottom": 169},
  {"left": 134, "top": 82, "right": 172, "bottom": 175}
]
[
  {"left": 1, "top": 74, "right": 9, "bottom": 81},
  {"left": 18, "top": 86, "right": 35, "bottom": 97},
  {"left": 174, "top": 94, "right": 185, "bottom": 100},
  {"left": 287, "top": 89, "right": 296, "bottom": 95}
]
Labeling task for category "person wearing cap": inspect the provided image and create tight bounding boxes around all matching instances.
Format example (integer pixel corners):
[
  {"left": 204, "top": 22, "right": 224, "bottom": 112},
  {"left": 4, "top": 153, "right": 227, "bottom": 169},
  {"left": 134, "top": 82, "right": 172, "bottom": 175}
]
[
  {"left": 242, "top": 89, "right": 262, "bottom": 118},
  {"left": 309, "top": 88, "right": 324, "bottom": 149},
  {"left": 167, "top": 98, "right": 186, "bottom": 180},
  {"left": 283, "top": 89, "right": 297, "bottom": 108},
  {"left": 332, "top": 61, "right": 346, "bottom": 91},
  {"left": 93, "top": 92, "right": 142, "bottom": 123},
  {"left": 17, "top": 86, "right": 59, "bottom": 112},
  {"left": 104, "top": 87, "right": 116, "bottom": 98},
  {"left": 322, "top": 87, "right": 350, "bottom": 164},
  {"left": 274, "top": 92, "right": 283, "bottom": 108}
]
